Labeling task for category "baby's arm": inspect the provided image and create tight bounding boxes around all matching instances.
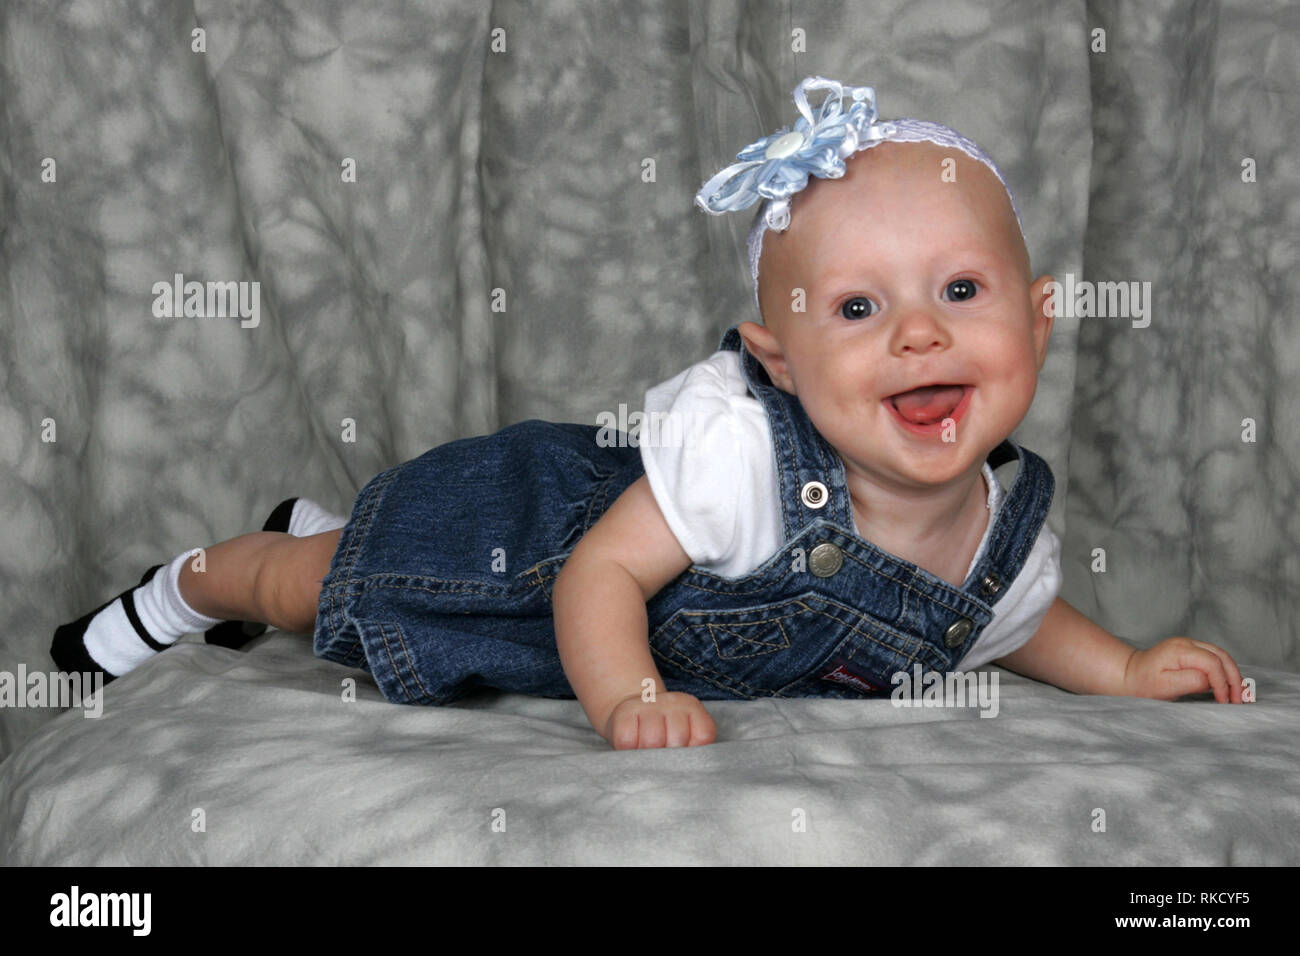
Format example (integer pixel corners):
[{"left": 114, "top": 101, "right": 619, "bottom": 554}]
[
  {"left": 553, "top": 475, "right": 717, "bottom": 749},
  {"left": 993, "top": 596, "right": 1245, "bottom": 703}
]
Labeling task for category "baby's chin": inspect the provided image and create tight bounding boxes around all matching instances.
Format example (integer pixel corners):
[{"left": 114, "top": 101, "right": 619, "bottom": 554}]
[
  {"left": 844, "top": 459, "right": 991, "bottom": 501},
  {"left": 826, "top": 432, "right": 993, "bottom": 490}
]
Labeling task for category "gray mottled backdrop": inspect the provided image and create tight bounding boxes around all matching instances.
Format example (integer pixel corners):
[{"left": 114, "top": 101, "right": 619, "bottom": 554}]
[{"left": 1, "top": 0, "right": 1296, "bottom": 762}]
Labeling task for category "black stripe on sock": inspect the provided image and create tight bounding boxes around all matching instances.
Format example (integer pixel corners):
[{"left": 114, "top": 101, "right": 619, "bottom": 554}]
[
  {"left": 51, "top": 621, "right": 118, "bottom": 683},
  {"left": 264, "top": 497, "right": 299, "bottom": 533},
  {"left": 122, "top": 588, "right": 169, "bottom": 652}
]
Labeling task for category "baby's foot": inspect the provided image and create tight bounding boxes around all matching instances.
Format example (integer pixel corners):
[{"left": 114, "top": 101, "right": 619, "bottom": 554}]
[
  {"left": 204, "top": 497, "right": 346, "bottom": 648},
  {"left": 51, "top": 553, "right": 223, "bottom": 683}
]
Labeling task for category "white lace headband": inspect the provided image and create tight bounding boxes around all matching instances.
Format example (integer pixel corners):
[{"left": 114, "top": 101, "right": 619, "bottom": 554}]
[{"left": 695, "top": 76, "right": 1025, "bottom": 312}]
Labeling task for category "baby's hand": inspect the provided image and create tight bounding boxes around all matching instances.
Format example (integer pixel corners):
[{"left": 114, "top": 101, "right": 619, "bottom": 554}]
[
  {"left": 602, "top": 691, "right": 718, "bottom": 750},
  {"left": 1123, "top": 637, "right": 1246, "bottom": 703}
]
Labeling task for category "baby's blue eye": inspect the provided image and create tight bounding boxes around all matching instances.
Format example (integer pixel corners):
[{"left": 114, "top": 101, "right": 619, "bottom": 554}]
[
  {"left": 840, "top": 296, "right": 877, "bottom": 320},
  {"left": 945, "top": 279, "right": 978, "bottom": 301}
]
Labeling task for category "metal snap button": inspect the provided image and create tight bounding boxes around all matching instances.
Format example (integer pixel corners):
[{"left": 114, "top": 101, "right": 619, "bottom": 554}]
[
  {"left": 800, "top": 480, "right": 829, "bottom": 509},
  {"left": 808, "top": 542, "right": 844, "bottom": 577},
  {"left": 943, "top": 618, "right": 973, "bottom": 647},
  {"left": 980, "top": 573, "right": 1002, "bottom": 595}
]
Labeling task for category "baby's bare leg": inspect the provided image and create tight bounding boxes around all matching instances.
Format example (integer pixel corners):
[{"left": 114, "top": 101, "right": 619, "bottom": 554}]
[{"left": 179, "top": 530, "right": 341, "bottom": 633}]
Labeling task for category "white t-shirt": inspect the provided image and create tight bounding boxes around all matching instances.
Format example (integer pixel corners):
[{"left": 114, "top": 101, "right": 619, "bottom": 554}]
[{"left": 638, "top": 350, "right": 1062, "bottom": 670}]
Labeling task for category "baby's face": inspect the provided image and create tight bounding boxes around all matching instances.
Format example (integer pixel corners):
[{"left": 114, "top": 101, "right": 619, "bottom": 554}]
[{"left": 740, "top": 141, "right": 1055, "bottom": 493}]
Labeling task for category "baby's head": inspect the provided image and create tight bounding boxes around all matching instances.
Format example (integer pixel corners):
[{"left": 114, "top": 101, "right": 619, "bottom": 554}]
[{"left": 697, "top": 77, "right": 1055, "bottom": 488}]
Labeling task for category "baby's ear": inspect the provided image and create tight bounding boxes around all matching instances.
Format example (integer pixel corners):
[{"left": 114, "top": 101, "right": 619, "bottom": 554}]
[
  {"left": 1028, "top": 275, "right": 1056, "bottom": 369},
  {"left": 737, "top": 320, "right": 794, "bottom": 392}
]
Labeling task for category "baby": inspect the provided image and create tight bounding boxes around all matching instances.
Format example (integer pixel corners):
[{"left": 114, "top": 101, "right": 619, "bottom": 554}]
[{"left": 52, "top": 77, "right": 1246, "bottom": 750}]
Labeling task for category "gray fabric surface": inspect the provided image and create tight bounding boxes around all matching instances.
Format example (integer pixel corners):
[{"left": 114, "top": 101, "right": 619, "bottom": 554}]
[
  {"left": 2, "top": 634, "right": 1297, "bottom": 865},
  {"left": 1, "top": 0, "right": 1297, "bottom": 863}
]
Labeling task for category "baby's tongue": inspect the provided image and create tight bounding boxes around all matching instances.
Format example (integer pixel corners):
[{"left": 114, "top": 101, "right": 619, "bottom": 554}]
[{"left": 891, "top": 385, "right": 965, "bottom": 424}]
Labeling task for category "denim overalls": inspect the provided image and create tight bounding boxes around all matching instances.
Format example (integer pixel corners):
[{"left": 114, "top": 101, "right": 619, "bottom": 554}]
[{"left": 313, "top": 325, "right": 1054, "bottom": 705}]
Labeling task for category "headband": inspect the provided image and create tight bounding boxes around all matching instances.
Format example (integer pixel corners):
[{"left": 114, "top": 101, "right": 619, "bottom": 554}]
[{"left": 695, "top": 76, "right": 1025, "bottom": 312}]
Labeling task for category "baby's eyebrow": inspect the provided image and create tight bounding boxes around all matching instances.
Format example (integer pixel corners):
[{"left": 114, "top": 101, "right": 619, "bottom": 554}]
[
  {"left": 811, "top": 249, "right": 1008, "bottom": 287},
  {"left": 935, "top": 248, "right": 1007, "bottom": 269}
]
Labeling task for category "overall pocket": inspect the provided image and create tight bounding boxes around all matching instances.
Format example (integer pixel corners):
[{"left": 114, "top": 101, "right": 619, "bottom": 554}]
[{"left": 651, "top": 593, "right": 939, "bottom": 699}]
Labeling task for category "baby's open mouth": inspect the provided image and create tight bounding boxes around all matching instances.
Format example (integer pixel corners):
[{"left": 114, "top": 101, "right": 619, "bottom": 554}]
[{"left": 888, "top": 384, "right": 970, "bottom": 426}]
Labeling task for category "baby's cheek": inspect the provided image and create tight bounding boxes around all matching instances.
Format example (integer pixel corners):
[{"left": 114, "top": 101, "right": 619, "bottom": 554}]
[
  {"left": 996, "top": 339, "right": 1040, "bottom": 381},
  {"left": 982, "top": 351, "right": 1039, "bottom": 410},
  {"left": 1010, "top": 362, "right": 1042, "bottom": 410}
]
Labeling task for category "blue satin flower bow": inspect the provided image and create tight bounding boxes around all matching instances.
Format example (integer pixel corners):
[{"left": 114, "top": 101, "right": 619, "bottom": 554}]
[{"left": 695, "top": 76, "right": 897, "bottom": 231}]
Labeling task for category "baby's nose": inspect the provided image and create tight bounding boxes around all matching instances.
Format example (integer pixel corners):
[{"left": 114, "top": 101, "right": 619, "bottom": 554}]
[{"left": 889, "top": 305, "right": 951, "bottom": 352}]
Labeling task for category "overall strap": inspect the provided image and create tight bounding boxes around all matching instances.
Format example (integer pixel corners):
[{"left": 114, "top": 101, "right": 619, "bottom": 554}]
[
  {"left": 718, "top": 325, "right": 856, "bottom": 540},
  {"left": 964, "top": 439, "right": 1054, "bottom": 605}
]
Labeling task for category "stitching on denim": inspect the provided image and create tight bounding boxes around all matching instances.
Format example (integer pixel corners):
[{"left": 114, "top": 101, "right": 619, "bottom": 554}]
[
  {"left": 523, "top": 553, "right": 567, "bottom": 581},
  {"left": 666, "top": 559, "right": 977, "bottom": 622},
  {"left": 993, "top": 451, "right": 1051, "bottom": 576},
  {"left": 337, "top": 465, "right": 396, "bottom": 581},
  {"left": 707, "top": 618, "right": 791, "bottom": 658},
  {"left": 800, "top": 595, "right": 927, "bottom": 649},
  {"left": 384, "top": 618, "right": 434, "bottom": 700},
  {"left": 373, "top": 619, "right": 436, "bottom": 703},
  {"left": 323, "top": 582, "right": 350, "bottom": 663},
  {"left": 819, "top": 548, "right": 979, "bottom": 620},
  {"left": 364, "top": 578, "right": 516, "bottom": 597},
  {"left": 836, "top": 639, "right": 919, "bottom": 675},
  {"left": 672, "top": 572, "right": 792, "bottom": 596},
  {"left": 673, "top": 599, "right": 918, "bottom": 651},
  {"left": 765, "top": 388, "right": 801, "bottom": 542},
  {"left": 318, "top": 573, "right": 372, "bottom": 666},
  {"left": 368, "top": 556, "right": 574, "bottom": 599},
  {"left": 344, "top": 587, "right": 367, "bottom": 667},
  {"left": 791, "top": 612, "right": 950, "bottom": 696},
  {"left": 334, "top": 479, "right": 371, "bottom": 576},
  {"left": 360, "top": 561, "right": 617, "bottom": 601},
  {"left": 526, "top": 557, "right": 570, "bottom": 602},
  {"left": 373, "top": 620, "right": 414, "bottom": 703},
  {"left": 321, "top": 581, "right": 336, "bottom": 658},
  {"left": 672, "top": 532, "right": 984, "bottom": 619},
  {"left": 343, "top": 610, "right": 366, "bottom": 667},
  {"left": 660, "top": 599, "right": 928, "bottom": 692},
  {"left": 652, "top": 645, "right": 762, "bottom": 698},
  {"left": 959, "top": 448, "right": 1050, "bottom": 627}
]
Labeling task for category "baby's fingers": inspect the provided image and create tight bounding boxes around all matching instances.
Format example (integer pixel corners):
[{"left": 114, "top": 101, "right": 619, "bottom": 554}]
[
  {"left": 664, "top": 708, "right": 695, "bottom": 748},
  {"left": 1157, "top": 665, "right": 1215, "bottom": 701},
  {"left": 1188, "top": 640, "right": 1245, "bottom": 703},
  {"left": 1159, "top": 640, "right": 1233, "bottom": 702},
  {"left": 609, "top": 712, "right": 643, "bottom": 751},
  {"left": 688, "top": 706, "right": 718, "bottom": 747},
  {"left": 637, "top": 711, "right": 668, "bottom": 749}
]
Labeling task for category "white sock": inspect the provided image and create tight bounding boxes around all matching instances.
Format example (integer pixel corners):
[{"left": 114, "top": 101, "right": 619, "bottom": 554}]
[
  {"left": 287, "top": 498, "right": 348, "bottom": 538},
  {"left": 80, "top": 551, "right": 222, "bottom": 677},
  {"left": 55, "top": 500, "right": 348, "bottom": 679}
]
